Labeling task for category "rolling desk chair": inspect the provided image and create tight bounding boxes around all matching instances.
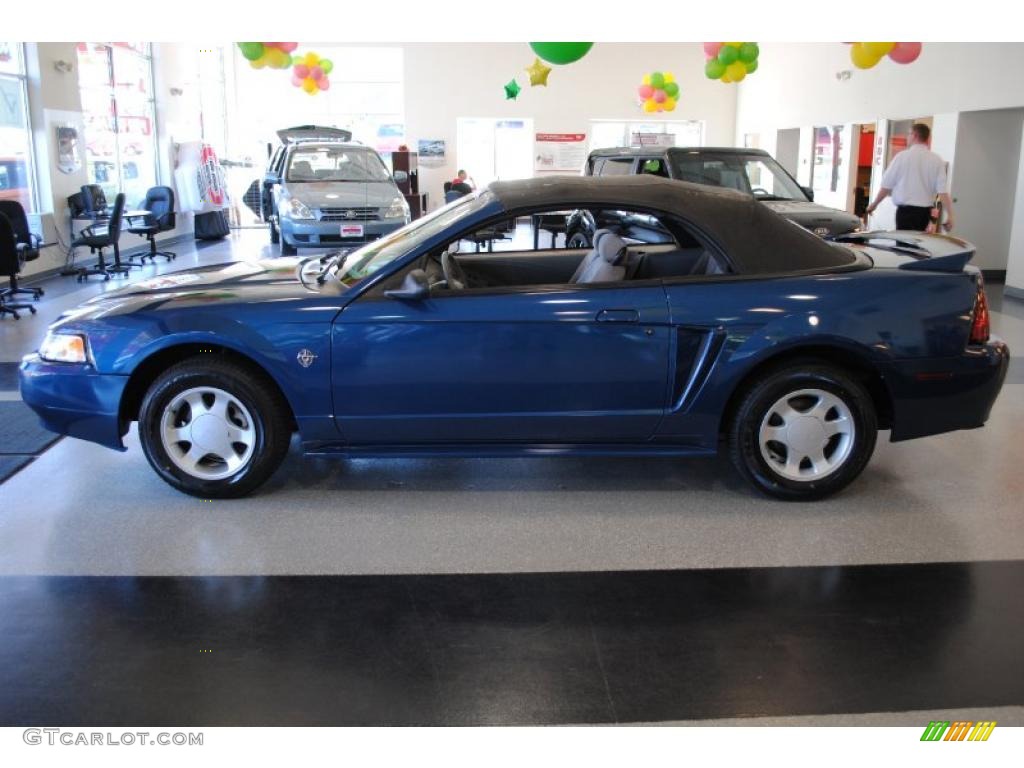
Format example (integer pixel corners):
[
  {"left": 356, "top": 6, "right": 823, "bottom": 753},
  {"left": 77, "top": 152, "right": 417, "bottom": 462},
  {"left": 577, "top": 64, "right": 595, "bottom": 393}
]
[
  {"left": 0, "top": 200, "right": 44, "bottom": 300},
  {"left": 80, "top": 184, "right": 110, "bottom": 219},
  {"left": 126, "top": 186, "right": 177, "bottom": 263},
  {"left": 0, "top": 212, "right": 37, "bottom": 318},
  {"left": 71, "top": 193, "right": 129, "bottom": 282}
]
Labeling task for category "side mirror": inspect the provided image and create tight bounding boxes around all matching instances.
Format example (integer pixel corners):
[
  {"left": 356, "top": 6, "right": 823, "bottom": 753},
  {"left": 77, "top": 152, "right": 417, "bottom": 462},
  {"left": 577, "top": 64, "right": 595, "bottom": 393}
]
[
  {"left": 393, "top": 170, "right": 409, "bottom": 185},
  {"left": 801, "top": 185, "right": 815, "bottom": 202},
  {"left": 384, "top": 269, "right": 429, "bottom": 300}
]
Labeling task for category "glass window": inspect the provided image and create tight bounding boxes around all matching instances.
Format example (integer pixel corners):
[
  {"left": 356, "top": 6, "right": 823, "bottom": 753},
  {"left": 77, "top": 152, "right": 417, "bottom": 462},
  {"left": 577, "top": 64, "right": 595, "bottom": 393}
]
[
  {"left": 0, "top": 42, "right": 37, "bottom": 212},
  {"left": 286, "top": 146, "right": 391, "bottom": 182},
  {"left": 598, "top": 157, "right": 635, "bottom": 176},
  {"left": 672, "top": 151, "right": 808, "bottom": 201},
  {"left": 77, "top": 43, "right": 157, "bottom": 206}
]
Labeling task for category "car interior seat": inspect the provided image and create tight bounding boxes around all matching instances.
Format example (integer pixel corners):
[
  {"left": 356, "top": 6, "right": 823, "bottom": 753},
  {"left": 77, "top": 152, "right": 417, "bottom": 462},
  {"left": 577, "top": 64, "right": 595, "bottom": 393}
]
[
  {"left": 291, "top": 160, "right": 314, "bottom": 179},
  {"left": 570, "top": 229, "right": 632, "bottom": 284}
]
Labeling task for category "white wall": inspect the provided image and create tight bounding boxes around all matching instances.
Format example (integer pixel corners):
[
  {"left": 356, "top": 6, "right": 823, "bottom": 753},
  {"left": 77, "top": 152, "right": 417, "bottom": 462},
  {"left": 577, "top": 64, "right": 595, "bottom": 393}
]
[
  {"left": 1004, "top": 121, "right": 1024, "bottom": 293},
  {"left": 403, "top": 43, "right": 738, "bottom": 208}
]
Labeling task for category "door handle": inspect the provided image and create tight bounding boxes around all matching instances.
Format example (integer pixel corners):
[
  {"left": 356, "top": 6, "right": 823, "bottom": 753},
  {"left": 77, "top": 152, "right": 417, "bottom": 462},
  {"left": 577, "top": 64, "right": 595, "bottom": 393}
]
[{"left": 596, "top": 309, "right": 640, "bottom": 323}]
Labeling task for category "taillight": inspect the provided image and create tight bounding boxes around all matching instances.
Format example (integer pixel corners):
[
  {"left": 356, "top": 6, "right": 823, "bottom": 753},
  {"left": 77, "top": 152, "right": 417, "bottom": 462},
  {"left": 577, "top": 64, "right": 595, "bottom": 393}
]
[{"left": 969, "top": 283, "right": 990, "bottom": 345}]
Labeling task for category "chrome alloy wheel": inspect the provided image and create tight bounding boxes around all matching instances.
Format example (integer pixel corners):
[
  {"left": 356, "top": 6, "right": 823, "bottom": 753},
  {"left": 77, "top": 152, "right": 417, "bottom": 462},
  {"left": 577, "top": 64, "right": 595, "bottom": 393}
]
[
  {"left": 758, "top": 388, "right": 856, "bottom": 482},
  {"left": 159, "top": 387, "right": 256, "bottom": 481}
]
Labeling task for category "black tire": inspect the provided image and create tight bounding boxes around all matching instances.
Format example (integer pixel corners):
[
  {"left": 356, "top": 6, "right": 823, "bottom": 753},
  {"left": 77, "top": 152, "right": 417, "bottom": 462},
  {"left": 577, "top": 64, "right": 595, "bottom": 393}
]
[
  {"left": 728, "top": 363, "right": 877, "bottom": 501},
  {"left": 138, "top": 357, "right": 292, "bottom": 498},
  {"left": 565, "top": 228, "right": 592, "bottom": 249},
  {"left": 280, "top": 238, "right": 297, "bottom": 256},
  {"left": 270, "top": 218, "right": 280, "bottom": 244}
]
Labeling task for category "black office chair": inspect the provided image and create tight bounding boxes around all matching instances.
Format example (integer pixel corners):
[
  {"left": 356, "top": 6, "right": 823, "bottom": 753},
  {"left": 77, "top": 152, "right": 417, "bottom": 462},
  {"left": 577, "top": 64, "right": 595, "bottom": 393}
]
[
  {"left": 126, "top": 186, "right": 177, "bottom": 263},
  {"left": 0, "top": 212, "right": 37, "bottom": 319},
  {"left": 80, "top": 184, "right": 109, "bottom": 219},
  {"left": 72, "top": 192, "right": 129, "bottom": 282},
  {"left": 0, "top": 200, "right": 44, "bottom": 300}
]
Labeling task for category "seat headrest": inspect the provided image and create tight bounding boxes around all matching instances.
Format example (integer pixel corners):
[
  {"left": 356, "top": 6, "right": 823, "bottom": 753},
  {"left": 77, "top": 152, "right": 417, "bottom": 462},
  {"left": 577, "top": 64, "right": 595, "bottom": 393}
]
[{"left": 594, "top": 229, "right": 628, "bottom": 265}]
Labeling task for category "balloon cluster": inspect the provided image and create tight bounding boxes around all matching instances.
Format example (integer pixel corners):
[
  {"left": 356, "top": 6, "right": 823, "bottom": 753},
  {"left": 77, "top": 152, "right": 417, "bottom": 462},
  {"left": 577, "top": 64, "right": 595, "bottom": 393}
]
[
  {"left": 847, "top": 42, "right": 922, "bottom": 69},
  {"left": 291, "top": 52, "right": 334, "bottom": 95},
  {"left": 703, "top": 42, "right": 760, "bottom": 83},
  {"left": 637, "top": 72, "right": 679, "bottom": 113},
  {"left": 237, "top": 42, "right": 297, "bottom": 70}
]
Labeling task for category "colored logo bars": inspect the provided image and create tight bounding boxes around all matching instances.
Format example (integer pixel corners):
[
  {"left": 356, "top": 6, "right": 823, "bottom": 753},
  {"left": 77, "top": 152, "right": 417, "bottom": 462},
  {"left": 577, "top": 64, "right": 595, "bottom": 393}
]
[{"left": 920, "top": 721, "right": 997, "bottom": 742}]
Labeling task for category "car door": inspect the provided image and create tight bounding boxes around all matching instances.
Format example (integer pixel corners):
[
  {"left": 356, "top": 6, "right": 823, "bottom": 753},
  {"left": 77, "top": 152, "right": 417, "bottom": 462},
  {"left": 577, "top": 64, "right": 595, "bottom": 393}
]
[{"left": 331, "top": 282, "right": 672, "bottom": 445}]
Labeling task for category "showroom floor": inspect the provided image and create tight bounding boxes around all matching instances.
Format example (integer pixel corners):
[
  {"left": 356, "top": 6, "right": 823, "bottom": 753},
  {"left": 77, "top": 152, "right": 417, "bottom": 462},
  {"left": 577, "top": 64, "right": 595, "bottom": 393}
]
[{"left": 1, "top": 230, "right": 1022, "bottom": 725}]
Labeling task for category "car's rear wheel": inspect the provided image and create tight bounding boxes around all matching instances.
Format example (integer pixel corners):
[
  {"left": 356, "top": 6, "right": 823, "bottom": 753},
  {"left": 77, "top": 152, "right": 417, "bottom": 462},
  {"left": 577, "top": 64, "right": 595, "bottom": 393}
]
[
  {"left": 728, "top": 364, "right": 877, "bottom": 500},
  {"left": 138, "top": 358, "right": 292, "bottom": 498}
]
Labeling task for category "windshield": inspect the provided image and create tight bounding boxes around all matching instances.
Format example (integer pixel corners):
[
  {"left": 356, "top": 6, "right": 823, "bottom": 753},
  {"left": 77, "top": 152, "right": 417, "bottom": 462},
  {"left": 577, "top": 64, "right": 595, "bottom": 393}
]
[
  {"left": 332, "top": 191, "right": 493, "bottom": 288},
  {"left": 671, "top": 152, "right": 808, "bottom": 202},
  {"left": 287, "top": 146, "right": 391, "bottom": 183}
]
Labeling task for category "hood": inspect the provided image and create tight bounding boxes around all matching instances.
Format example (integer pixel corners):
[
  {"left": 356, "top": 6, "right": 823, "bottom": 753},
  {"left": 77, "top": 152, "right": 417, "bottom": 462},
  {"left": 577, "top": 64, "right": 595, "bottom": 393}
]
[
  {"left": 91, "top": 259, "right": 306, "bottom": 301},
  {"left": 764, "top": 200, "right": 862, "bottom": 237},
  {"left": 286, "top": 181, "right": 401, "bottom": 210}
]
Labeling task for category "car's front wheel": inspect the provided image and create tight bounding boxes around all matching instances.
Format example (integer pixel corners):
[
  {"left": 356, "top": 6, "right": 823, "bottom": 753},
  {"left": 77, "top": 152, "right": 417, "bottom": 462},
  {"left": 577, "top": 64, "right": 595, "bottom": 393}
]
[
  {"left": 728, "top": 363, "right": 877, "bottom": 500},
  {"left": 138, "top": 357, "right": 292, "bottom": 498},
  {"left": 280, "top": 238, "right": 297, "bottom": 256}
]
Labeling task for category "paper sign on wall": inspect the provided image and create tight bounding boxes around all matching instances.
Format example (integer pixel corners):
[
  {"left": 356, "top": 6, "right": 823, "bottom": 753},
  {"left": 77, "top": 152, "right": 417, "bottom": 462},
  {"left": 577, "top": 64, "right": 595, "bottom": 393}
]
[{"left": 534, "top": 133, "right": 587, "bottom": 172}]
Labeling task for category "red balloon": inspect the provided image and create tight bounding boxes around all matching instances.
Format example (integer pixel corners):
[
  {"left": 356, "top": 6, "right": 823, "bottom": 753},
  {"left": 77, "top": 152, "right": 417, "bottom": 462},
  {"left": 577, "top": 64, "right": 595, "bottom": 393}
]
[
  {"left": 637, "top": 84, "right": 654, "bottom": 99},
  {"left": 653, "top": 89, "right": 667, "bottom": 103},
  {"left": 703, "top": 42, "right": 722, "bottom": 58},
  {"left": 318, "top": 77, "right": 330, "bottom": 91},
  {"left": 294, "top": 64, "right": 309, "bottom": 78},
  {"left": 888, "top": 42, "right": 922, "bottom": 64},
  {"left": 310, "top": 66, "right": 324, "bottom": 81},
  {"left": 279, "top": 42, "right": 298, "bottom": 53}
]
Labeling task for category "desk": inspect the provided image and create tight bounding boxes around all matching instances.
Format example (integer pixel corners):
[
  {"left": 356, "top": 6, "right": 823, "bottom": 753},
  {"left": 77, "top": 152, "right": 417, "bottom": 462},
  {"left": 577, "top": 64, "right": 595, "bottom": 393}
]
[{"left": 531, "top": 212, "right": 569, "bottom": 249}]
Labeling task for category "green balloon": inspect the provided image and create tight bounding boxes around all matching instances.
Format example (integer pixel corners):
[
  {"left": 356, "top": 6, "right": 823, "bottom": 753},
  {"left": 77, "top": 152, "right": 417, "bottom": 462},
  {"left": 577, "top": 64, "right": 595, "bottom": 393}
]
[
  {"left": 319, "top": 58, "right": 334, "bottom": 74},
  {"left": 745, "top": 58, "right": 758, "bottom": 74},
  {"left": 665, "top": 81, "right": 680, "bottom": 98},
  {"left": 291, "top": 54, "right": 303, "bottom": 65},
  {"left": 238, "top": 42, "right": 264, "bottom": 62},
  {"left": 717, "top": 45, "right": 739, "bottom": 65},
  {"left": 738, "top": 42, "right": 759, "bottom": 63},
  {"left": 705, "top": 58, "right": 726, "bottom": 80},
  {"left": 649, "top": 71, "right": 665, "bottom": 89},
  {"left": 528, "top": 42, "right": 593, "bottom": 65}
]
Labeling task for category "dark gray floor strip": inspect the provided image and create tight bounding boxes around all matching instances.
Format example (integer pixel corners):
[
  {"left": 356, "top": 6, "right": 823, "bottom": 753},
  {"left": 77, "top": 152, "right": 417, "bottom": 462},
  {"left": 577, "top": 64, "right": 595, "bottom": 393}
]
[
  {"left": 0, "top": 362, "right": 19, "bottom": 391},
  {"left": 0, "top": 401, "right": 59, "bottom": 455},
  {"left": 1, "top": 560, "right": 1021, "bottom": 726},
  {"left": 0, "top": 455, "right": 32, "bottom": 483}
]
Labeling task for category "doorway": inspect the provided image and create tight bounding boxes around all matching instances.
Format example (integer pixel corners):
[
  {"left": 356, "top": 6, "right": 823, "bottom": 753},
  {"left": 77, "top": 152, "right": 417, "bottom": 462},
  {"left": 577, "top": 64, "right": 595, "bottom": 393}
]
[
  {"left": 775, "top": 128, "right": 801, "bottom": 179},
  {"left": 456, "top": 117, "right": 535, "bottom": 188}
]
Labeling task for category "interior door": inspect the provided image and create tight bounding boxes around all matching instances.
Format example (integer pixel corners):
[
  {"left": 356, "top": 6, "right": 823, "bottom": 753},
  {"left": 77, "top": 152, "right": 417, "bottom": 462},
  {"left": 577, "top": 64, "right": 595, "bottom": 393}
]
[{"left": 331, "top": 283, "right": 672, "bottom": 444}]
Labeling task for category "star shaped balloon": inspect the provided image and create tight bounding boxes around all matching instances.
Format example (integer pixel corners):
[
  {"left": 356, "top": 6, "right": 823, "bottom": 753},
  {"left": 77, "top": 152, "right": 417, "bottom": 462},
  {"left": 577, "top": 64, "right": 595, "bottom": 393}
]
[
  {"left": 504, "top": 78, "right": 522, "bottom": 100},
  {"left": 525, "top": 58, "right": 552, "bottom": 87}
]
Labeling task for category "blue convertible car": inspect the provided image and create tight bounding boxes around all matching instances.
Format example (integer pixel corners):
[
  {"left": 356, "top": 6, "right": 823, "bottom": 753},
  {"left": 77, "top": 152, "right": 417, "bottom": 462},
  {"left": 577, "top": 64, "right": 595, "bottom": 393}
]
[{"left": 20, "top": 176, "right": 1008, "bottom": 500}]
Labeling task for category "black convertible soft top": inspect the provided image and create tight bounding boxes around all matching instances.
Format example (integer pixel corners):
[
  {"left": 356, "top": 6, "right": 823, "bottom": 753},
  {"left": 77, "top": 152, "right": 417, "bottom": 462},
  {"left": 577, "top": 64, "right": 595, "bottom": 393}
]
[{"left": 488, "top": 175, "right": 858, "bottom": 275}]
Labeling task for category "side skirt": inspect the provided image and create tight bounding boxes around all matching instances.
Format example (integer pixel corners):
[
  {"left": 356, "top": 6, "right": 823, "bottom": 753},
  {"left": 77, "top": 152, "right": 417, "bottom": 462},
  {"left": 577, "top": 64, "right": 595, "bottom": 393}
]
[{"left": 302, "top": 443, "right": 718, "bottom": 460}]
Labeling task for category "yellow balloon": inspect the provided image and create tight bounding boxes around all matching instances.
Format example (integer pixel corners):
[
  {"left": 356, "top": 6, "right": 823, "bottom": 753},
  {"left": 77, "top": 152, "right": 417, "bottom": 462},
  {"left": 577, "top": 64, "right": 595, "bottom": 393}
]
[
  {"left": 664, "top": 71, "right": 675, "bottom": 83},
  {"left": 726, "top": 61, "right": 747, "bottom": 82},
  {"left": 302, "top": 76, "right": 318, "bottom": 94},
  {"left": 721, "top": 72, "right": 732, "bottom": 83},
  {"left": 304, "top": 52, "right": 319, "bottom": 67},
  {"left": 643, "top": 98, "right": 658, "bottom": 113},
  {"left": 863, "top": 42, "right": 895, "bottom": 58},
  {"left": 663, "top": 96, "right": 676, "bottom": 112},
  {"left": 725, "top": 42, "right": 743, "bottom": 48},
  {"left": 642, "top": 74, "right": 651, "bottom": 85},
  {"left": 850, "top": 42, "right": 882, "bottom": 69},
  {"left": 249, "top": 57, "right": 267, "bottom": 69}
]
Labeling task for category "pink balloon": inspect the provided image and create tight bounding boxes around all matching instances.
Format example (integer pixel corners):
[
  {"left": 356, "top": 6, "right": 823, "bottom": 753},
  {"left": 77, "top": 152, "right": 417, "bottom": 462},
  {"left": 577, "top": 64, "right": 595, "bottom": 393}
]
[
  {"left": 888, "top": 42, "right": 922, "bottom": 64},
  {"left": 318, "top": 77, "right": 330, "bottom": 91},
  {"left": 291, "top": 74, "right": 303, "bottom": 87},
  {"left": 294, "top": 64, "right": 309, "bottom": 78},
  {"left": 653, "top": 89, "right": 666, "bottom": 103},
  {"left": 310, "top": 66, "right": 324, "bottom": 81},
  {"left": 703, "top": 42, "right": 722, "bottom": 58},
  {"left": 279, "top": 42, "right": 298, "bottom": 53},
  {"left": 637, "top": 84, "right": 654, "bottom": 99}
]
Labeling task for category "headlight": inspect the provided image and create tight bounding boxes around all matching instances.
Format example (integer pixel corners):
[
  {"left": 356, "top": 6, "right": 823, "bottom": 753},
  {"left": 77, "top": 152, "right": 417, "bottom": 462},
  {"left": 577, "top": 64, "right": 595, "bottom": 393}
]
[
  {"left": 39, "top": 332, "right": 89, "bottom": 364},
  {"left": 285, "top": 198, "right": 314, "bottom": 220},
  {"left": 383, "top": 197, "right": 410, "bottom": 220}
]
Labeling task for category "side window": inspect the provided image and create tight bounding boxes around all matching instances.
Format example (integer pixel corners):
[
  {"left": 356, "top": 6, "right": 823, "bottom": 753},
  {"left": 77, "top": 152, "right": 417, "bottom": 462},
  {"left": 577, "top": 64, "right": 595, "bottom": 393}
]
[
  {"left": 639, "top": 158, "right": 670, "bottom": 178},
  {"left": 598, "top": 157, "right": 636, "bottom": 176}
]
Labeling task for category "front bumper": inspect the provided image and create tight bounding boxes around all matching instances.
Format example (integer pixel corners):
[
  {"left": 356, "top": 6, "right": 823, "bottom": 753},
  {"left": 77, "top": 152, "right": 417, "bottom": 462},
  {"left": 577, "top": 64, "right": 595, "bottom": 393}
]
[
  {"left": 280, "top": 217, "right": 405, "bottom": 248},
  {"left": 19, "top": 355, "right": 129, "bottom": 451},
  {"left": 884, "top": 338, "right": 1010, "bottom": 442}
]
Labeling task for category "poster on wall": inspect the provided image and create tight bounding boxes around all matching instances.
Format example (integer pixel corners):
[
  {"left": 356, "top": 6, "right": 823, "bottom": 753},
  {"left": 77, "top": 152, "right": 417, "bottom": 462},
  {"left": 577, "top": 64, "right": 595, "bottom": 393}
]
[
  {"left": 418, "top": 139, "right": 446, "bottom": 168},
  {"left": 534, "top": 133, "right": 587, "bottom": 172},
  {"left": 630, "top": 132, "right": 675, "bottom": 148},
  {"left": 55, "top": 125, "right": 82, "bottom": 174},
  {"left": 174, "top": 141, "right": 228, "bottom": 213}
]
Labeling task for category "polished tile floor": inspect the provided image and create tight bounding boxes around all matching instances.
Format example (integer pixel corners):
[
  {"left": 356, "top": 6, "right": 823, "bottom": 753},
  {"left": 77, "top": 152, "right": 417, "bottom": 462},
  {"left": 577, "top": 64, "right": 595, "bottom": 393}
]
[{"left": 1, "top": 228, "right": 1022, "bottom": 725}]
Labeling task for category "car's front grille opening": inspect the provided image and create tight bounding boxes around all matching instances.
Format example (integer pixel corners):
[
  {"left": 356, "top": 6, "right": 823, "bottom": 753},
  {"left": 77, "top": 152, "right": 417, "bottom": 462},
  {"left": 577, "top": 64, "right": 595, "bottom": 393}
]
[{"left": 319, "top": 207, "right": 380, "bottom": 222}]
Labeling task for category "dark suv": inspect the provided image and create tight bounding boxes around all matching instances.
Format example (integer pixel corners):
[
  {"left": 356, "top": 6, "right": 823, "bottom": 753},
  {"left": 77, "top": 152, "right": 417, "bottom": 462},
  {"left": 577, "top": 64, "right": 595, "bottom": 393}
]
[{"left": 570, "top": 146, "right": 861, "bottom": 246}]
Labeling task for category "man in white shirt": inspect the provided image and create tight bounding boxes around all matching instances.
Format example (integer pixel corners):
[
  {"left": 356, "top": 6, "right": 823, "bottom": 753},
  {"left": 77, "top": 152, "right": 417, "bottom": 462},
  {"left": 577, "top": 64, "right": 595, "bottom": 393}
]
[{"left": 865, "top": 123, "right": 955, "bottom": 232}]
